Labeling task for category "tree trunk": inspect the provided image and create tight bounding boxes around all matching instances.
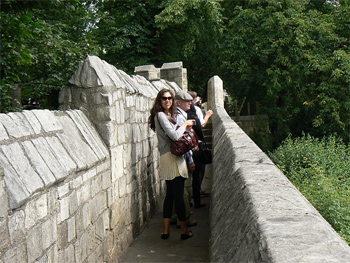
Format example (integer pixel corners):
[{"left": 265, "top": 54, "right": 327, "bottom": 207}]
[{"left": 12, "top": 83, "right": 22, "bottom": 109}]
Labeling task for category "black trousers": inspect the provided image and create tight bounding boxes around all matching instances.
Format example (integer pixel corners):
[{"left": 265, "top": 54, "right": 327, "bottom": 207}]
[
  {"left": 192, "top": 150, "right": 204, "bottom": 207},
  {"left": 163, "top": 176, "right": 186, "bottom": 221}
]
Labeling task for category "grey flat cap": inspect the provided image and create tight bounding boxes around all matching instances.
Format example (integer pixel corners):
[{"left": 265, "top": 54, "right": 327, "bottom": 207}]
[{"left": 175, "top": 91, "right": 193, "bottom": 101}]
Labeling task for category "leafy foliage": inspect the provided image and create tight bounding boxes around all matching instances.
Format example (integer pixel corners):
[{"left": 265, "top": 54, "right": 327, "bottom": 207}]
[
  {"left": 91, "top": 0, "right": 163, "bottom": 73},
  {"left": 0, "top": 0, "right": 98, "bottom": 112},
  {"left": 1, "top": 0, "right": 349, "bottom": 148},
  {"left": 219, "top": 0, "right": 350, "bottom": 146},
  {"left": 269, "top": 134, "right": 350, "bottom": 244},
  {"left": 155, "top": 0, "right": 224, "bottom": 95}
]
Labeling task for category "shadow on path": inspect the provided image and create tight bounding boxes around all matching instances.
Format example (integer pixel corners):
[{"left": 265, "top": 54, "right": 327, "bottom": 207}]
[{"left": 120, "top": 165, "right": 213, "bottom": 263}]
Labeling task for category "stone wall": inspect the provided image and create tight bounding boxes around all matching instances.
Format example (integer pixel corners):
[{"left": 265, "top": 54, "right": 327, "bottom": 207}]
[
  {"left": 0, "top": 109, "right": 110, "bottom": 262},
  {"left": 207, "top": 76, "right": 350, "bottom": 262},
  {"left": 0, "top": 56, "right": 187, "bottom": 262}
]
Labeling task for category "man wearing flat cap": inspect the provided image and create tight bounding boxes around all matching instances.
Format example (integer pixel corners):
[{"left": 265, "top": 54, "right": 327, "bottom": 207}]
[{"left": 172, "top": 90, "right": 198, "bottom": 228}]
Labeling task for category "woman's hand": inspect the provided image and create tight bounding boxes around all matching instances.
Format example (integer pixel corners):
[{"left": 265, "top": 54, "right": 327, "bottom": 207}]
[{"left": 182, "top": 119, "right": 196, "bottom": 128}]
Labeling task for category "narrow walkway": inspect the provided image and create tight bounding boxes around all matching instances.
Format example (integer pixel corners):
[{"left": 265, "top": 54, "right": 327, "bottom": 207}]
[{"left": 119, "top": 164, "right": 213, "bottom": 263}]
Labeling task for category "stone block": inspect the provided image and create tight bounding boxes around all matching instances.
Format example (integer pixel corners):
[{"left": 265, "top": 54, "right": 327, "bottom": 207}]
[
  {"left": 31, "top": 110, "right": 62, "bottom": 132},
  {"left": 95, "top": 214, "right": 105, "bottom": 241},
  {"left": 70, "top": 176, "right": 83, "bottom": 190},
  {"left": 0, "top": 113, "right": 25, "bottom": 139},
  {"left": 8, "top": 112, "right": 34, "bottom": 137},
  {"left": 8, "top": 210, "right": 25, "bottom": 245},
  {"left": 0, "top": 219, "right": 10, "bottom": 251},
  {"left": 24, "top": 194, "right": 48, "bottom": 229},
  {"left": 59, "top": 196, "right": 70, "bottom": 222},
  {"left": 74, "top": 231, "right": 89, "bottom": 262},
  {"left": 44, "top": 136, "right": 77, "bottom": 176},
  {"left": 118, "top": 176, "right": 127, "bottom": 197},
  {"left": 134, "top": 64, "right": 160, "bottom": 81},
  {"left": 75, "top": 203, "right": 90, "bottom": 239},
  {"left": 101, "top": 171, "right": 112, "bottom": 190},
  {"left": 76, "top": 183, "right": 91, "bottom": 207},
  {"left": 90, "top": 192, "right": 106, "bottom": 223},
  {"left": 111, "top": 146, "right": 123, "bottom": 182},
  {"left": 91, "top": 174, "right": 102, "bottom": 197},
  {"left": 58, "top": 244, "right": 74, "bottom": 263},
  {"left": 96, "top": 106, "right": 115, "bottom": 121},
  {"left": 117, "top": 124, "right": 126, "bottom": 145},
  {"left": 68, "top": 191, "right": 78, "bottom": 216},
  {"left": 31, "top": 137, "right": 67, "bottom": 182},
  {"left": 42, "top": 217, "right": 57, "bottom": 250},
  {"left": 56, "top": 114, "right": 100, "bottom": 168},
  {"left": 21, "top": 140, "right": 56, "bottom": 187},
  {"left": 57, "top": 183, "right": 69, "bottom": 199},
  {"left": 1, "top": 142, "right": 44, "bottom": 194},
  {"left": 57, "top": 134, "right": 88, "bottom": 171},
  {"left": 3, "top": 243, "right": 27, "bottom": 263},
  {"left": 57, "top": 221, "right": 68, "bottom": 250},
  {"left": 96, "top": 161, "right": 110, "bottom": 174},
  {"left": 0, "top": 121, "right": 9, "bottom": 141},
  {"left": 58, "top": 87, "right": 72, "bottom": 104},
  {"left": 45, "top": 244, "right": 59, "bottom": 263},
  {"left": 82, "top": 168, "right": 96, "bottom": 182},
  {"left": 97, "top": 122, "right": 118, "bottom": 148},
  {"left": 67, "top": 217, "right": 76, "bottom": 243},
  {"left": 0, "top": 172, "right": 8, "bottom": 219},
  {"left": 66, "top": 110, "right": 109, "bottom": 160},
  {"left": 110, "top": 203, "right": 121, "bottom": 229},
  {"left": 27, "top": 224, "right": 43, "bottom": 262},
  {"left": 93, "top": 92, "right": 112, "bottom": 106},
  {"left": 116, "top": 100, "right": 125, "bottom": 124}
]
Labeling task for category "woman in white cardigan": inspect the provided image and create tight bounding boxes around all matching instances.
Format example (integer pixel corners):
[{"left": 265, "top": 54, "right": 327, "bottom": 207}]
[{"left": 149, "top": 88, "right": 195, "bottom": 240}]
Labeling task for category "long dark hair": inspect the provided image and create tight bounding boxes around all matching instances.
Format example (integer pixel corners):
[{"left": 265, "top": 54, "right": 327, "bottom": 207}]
[{"left": 149, "top": 88, "right": 176, "bottom": 131}]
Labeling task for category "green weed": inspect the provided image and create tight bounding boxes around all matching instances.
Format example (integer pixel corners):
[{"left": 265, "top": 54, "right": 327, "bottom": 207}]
[{"left": 269, "top": 134, "right": 350, "bottom": 245}]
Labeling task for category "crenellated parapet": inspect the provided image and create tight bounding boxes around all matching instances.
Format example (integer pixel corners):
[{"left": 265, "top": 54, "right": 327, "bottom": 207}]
[{"left": 0, "top": 56, "right": 188, "bottom": 262}]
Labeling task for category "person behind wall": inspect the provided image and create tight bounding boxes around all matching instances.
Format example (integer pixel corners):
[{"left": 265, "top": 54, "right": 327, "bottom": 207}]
[
  {"left": 187, "top": 91, "right": 213, "bottom": 207},
  {"left": 148, "top": 88, "right": 195, "bottom": 240},
  {"left": 174, "top": 91, "right": 198, "bottom": 226}
]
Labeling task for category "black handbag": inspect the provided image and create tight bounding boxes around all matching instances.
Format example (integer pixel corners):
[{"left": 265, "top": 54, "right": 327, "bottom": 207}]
[{"left": 199, "top": 141, "right": 212, "bottom": 164}]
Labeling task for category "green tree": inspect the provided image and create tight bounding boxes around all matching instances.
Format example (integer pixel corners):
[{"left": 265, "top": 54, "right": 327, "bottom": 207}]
[
  {"left": 91, "top": 0, "right": 163, "bottom": 73},
  {"left": 219, "top": 0, "right": 350, "bottom": 147},
  {"left": 0, "top": 0, "right": 98, "bottom": 112},
  {"left": 155, "top": 0, "right": 224, "bottom": 95}
]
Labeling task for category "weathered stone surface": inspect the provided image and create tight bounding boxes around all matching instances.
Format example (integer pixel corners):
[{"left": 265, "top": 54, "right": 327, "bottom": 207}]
[
  {"left": 0, "top": 122, "right": 9, "bottom": 142},
  {"left": 134, "top": 64, "right": 160, "bottom": 81},
  {"left": 0, "top": 56, "right": 186, "bottom": 263},
  {"left": 24, "top": 194, "right": 48, "bottom": 229},
  {"left": 0, "top": 220, "right": 10, "bottom": 251},
  {"left": 1, "top": 142, "right": 44, "bottom": 194},
  {"left": 21, "top": 140, "right": 56, "bottom": 187},
  {"left": 66, "top": 110, "right": 108, "bottom": 160},
  {"left": 32, "top": 109, "right": 62, "bottom": 132},
  {"left": 0, "top": 170, "right": 8, "bottom": 219},
  {"left": 0, "top": 114, "right": 25, "bottom": 139},
  {"left": 7, "top": 112, "right": 34, "bottom": 137},
  {"left": 3, "top": 243, "right": 27, "bottom": 262},
  {"left": 44, "top": 136, "right": 77, "bottom": 175},
  {"left": 42, "top": 216, "right": 57, "bottom": 250},
  {"left": 209, "top": 77, "right": 350, "bottom": 263},
  {"left": 31, "top": 137, "right": 67, "bottom": 182},
  {"left": 8, "top": 210, "right": 25, "bottom": 245},
  {"left": 27, "top": 224, "right": 43, "bottom": 262},
  {"left": 56, "top": 114, "right": 99, "bottom": 169}
]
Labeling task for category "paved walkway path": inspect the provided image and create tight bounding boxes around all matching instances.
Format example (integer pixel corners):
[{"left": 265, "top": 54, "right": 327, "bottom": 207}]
[{"left": 120, "top": 165, "right": 213, "bottom": 263}]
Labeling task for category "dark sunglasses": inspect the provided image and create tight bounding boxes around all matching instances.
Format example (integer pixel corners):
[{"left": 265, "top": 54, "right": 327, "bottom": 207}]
[{"left": 161, "top": 96, "right": 173, "bottom": 101}]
